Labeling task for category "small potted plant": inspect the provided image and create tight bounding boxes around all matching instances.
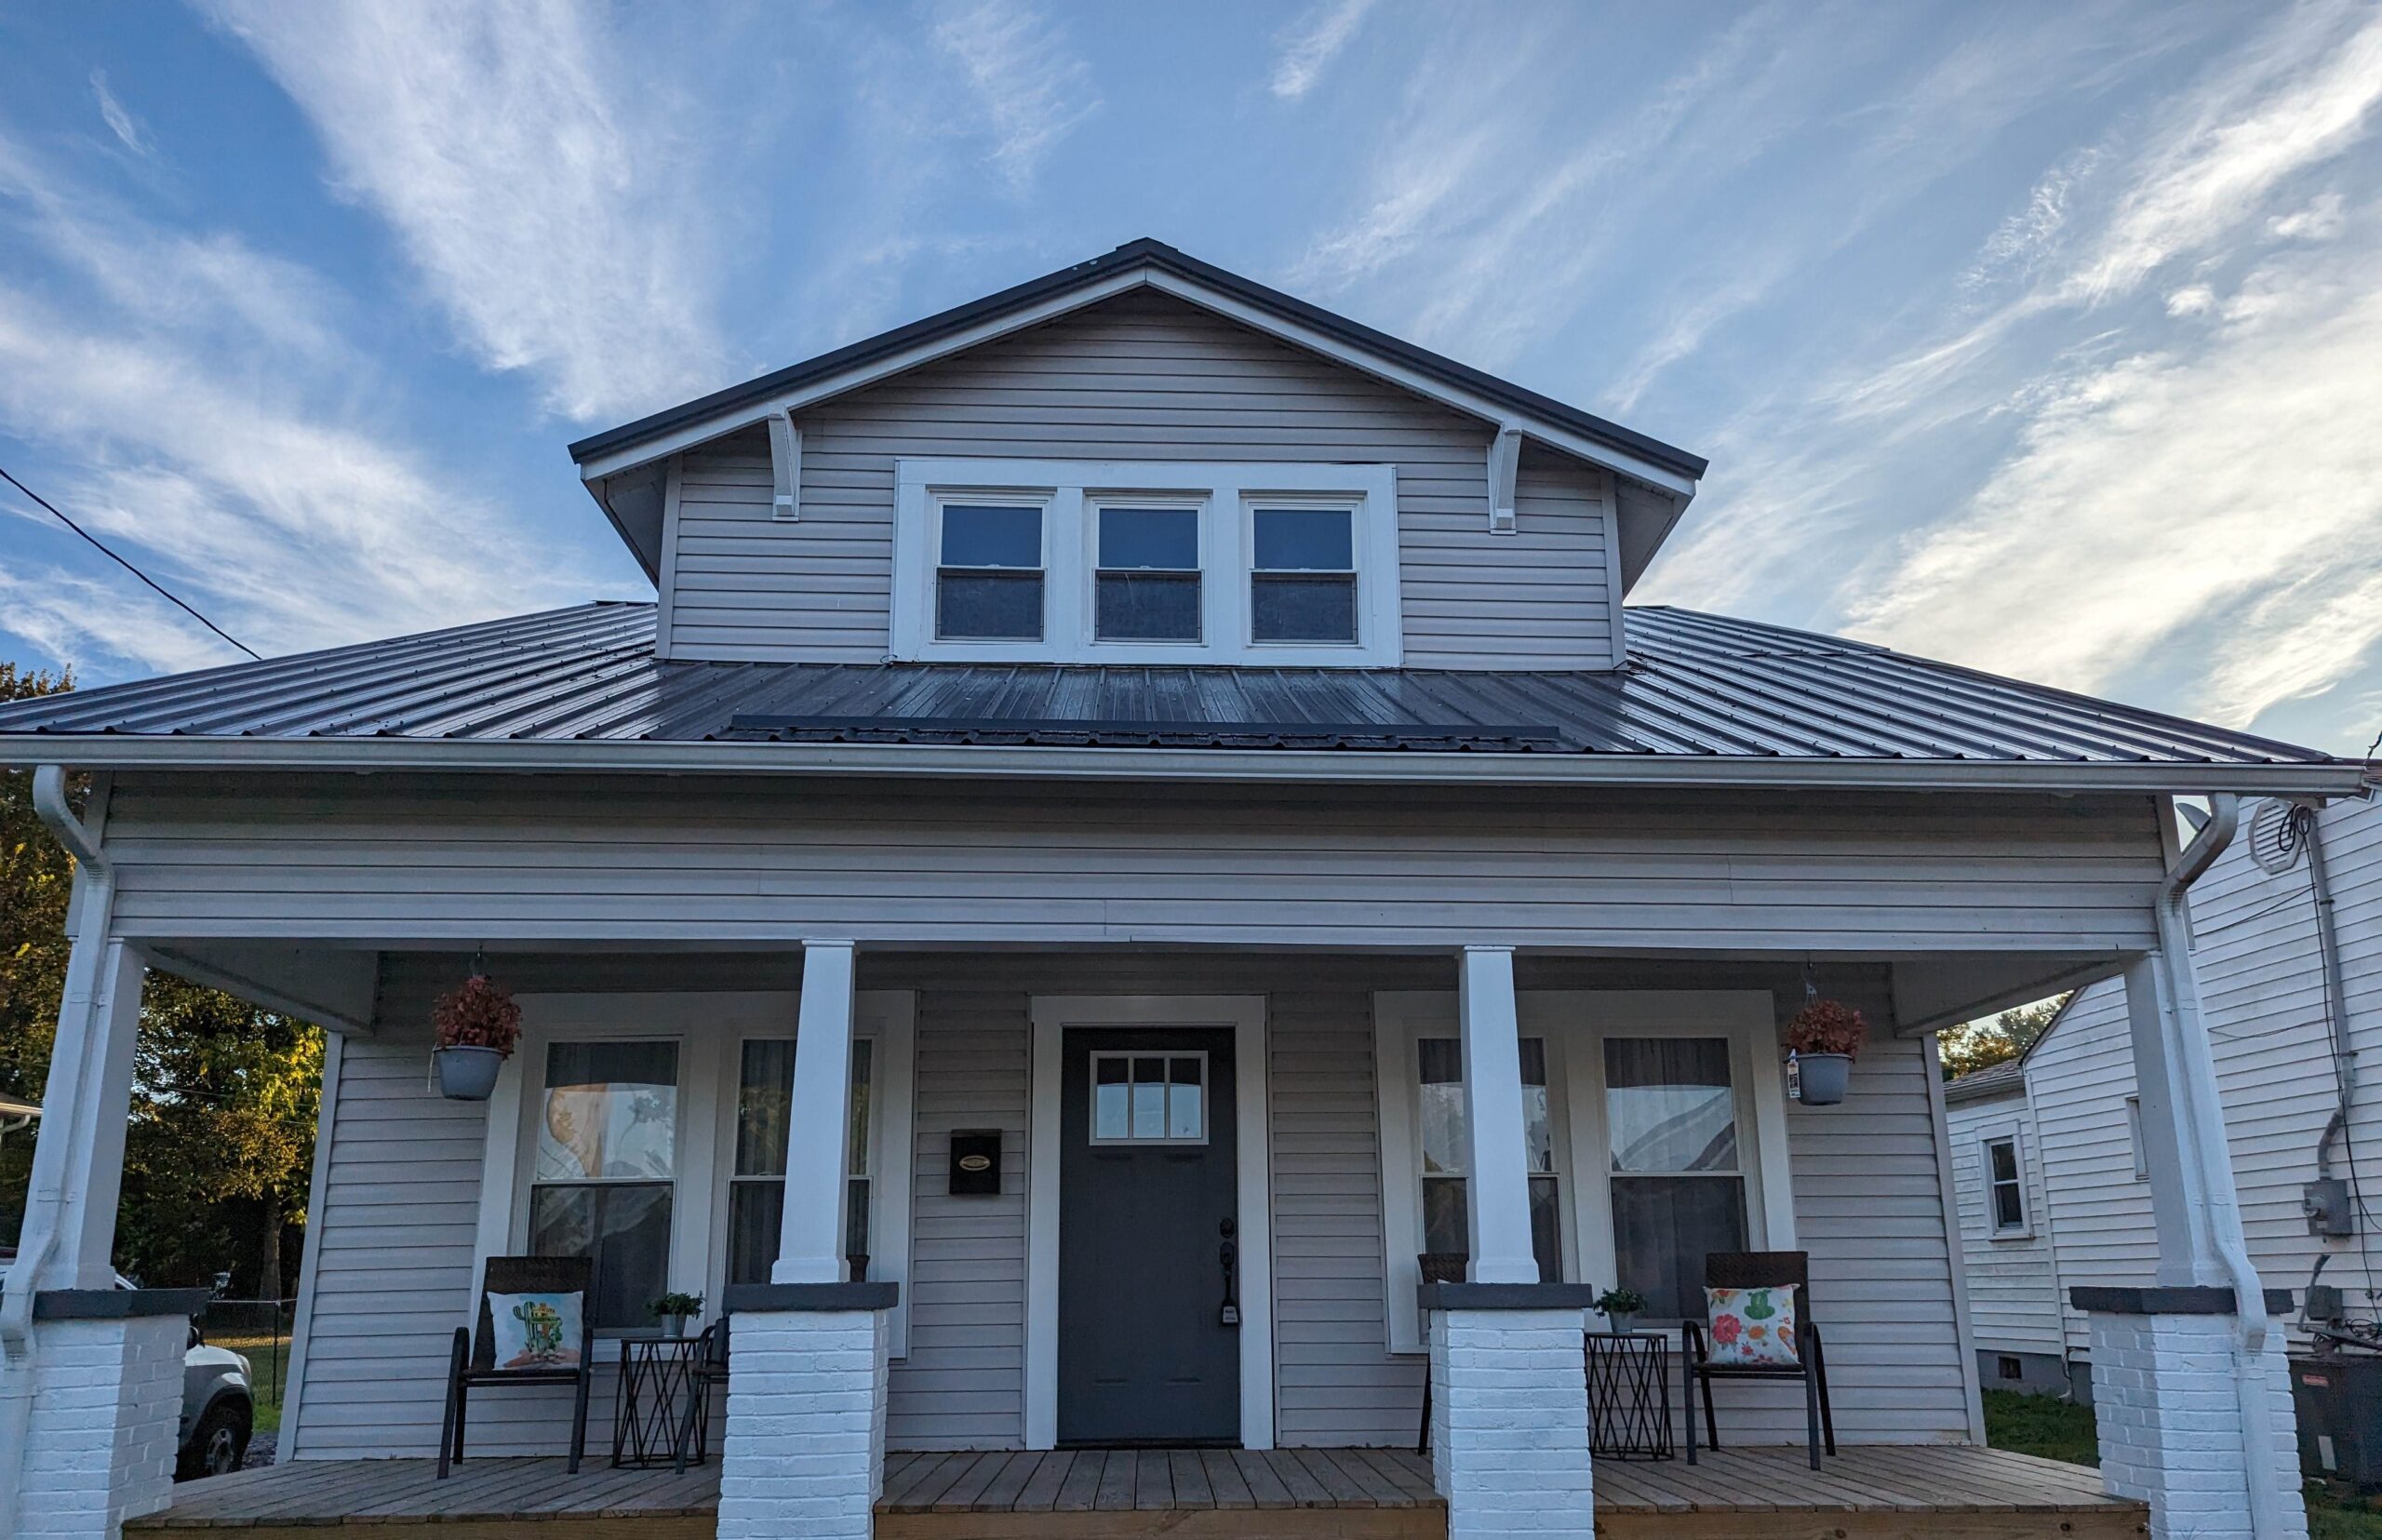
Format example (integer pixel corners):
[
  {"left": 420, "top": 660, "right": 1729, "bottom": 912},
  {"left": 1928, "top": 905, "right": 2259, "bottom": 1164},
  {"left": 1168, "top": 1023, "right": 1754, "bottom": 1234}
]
[
  {"left": 1785, "top": 997, "right": 1867, "bottom": 1106},
  {"left": 1594, "top": 1287, "right": 1648, "bottom": 1335},
  {"left": 649, "top": 1291, "right": 705, "bottom": 1338},
  {"left": 431, "top": 972, "right": 521, "bottom": 1101}
]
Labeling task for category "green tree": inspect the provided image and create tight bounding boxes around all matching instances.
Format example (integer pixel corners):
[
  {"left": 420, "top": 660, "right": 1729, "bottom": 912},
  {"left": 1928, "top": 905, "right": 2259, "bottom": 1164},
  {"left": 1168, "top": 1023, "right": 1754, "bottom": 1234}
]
[
  {"left": 0, "top": 663, "right": 323, "bottom": 1295},
  {"left": 1939, "top": 995, "right": 2068, "bottom": 1080}
]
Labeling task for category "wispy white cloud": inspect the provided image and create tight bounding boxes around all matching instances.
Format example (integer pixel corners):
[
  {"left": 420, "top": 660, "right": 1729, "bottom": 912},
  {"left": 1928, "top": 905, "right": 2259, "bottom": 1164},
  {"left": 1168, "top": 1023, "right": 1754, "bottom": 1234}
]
[
  {"left": 197, "top": 0, "right": 728, "bottom": 423},
  {"left": 0, "top": 127, "right": 601, "bottom": 676},
  {"left": 929, "top": 0, "right": 1100, "bottom": 192},
  {"left": 1270, "top": 0, "right": 1377, "bottom": 100},
  {"left": 88, "top": 69, "right": 154, "bottom": 158},
  {"left": 1653, "top": 2, "right": 2382, "bottom": 743}
]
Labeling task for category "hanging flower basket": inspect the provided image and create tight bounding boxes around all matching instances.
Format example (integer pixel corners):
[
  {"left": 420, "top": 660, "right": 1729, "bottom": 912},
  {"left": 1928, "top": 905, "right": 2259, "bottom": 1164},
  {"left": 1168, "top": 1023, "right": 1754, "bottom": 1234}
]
[
  {"left": 1785, "top": 998, "right": 1867, "bottom": 1107},
  {"left": 432, "top": 973, "right": 522, "bottom": 1101}
]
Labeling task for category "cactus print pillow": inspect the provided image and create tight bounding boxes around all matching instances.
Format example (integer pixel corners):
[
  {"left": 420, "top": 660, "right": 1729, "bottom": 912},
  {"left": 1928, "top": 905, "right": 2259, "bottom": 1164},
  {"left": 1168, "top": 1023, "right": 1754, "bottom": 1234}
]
[
  {"left": 1704, "top": 1285, "right": 1800, "bottom": 1368},
  {"left": 488, "top": 1291, "right": 584, "bottom": 1371}
]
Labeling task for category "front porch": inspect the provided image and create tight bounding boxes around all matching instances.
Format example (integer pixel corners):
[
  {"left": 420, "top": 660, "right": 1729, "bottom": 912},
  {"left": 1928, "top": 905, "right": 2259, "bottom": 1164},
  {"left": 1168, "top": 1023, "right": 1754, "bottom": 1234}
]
[{"left": 127, "top": 1446, "right": 2147, "bottom": 1540}]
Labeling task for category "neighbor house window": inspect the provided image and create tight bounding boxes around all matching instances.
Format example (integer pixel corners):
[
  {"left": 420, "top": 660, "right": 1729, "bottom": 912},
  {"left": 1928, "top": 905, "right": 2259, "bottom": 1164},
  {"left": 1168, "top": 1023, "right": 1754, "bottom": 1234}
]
[
  {"left": 529, "top": 1040, "right": 679, "bottom": 1331},
  {"left": 937, "top": 501, "right": 1045, "bottom": 639},
  {"left": 1986, "top": 1134, "right": 2027, "bottom": 1233},
  {"left": 1094, "top": 504, "right": 1201, "bottom": 641},
  {"left": 727, "top": 1038, "right": 877, "bottom": 1287},
  {"left": 1604, "top": 1038, "right": 1746, "bottom": 1319},
  {"left": 1251, "top": 505, "right": 1357, "bottom": 643},
  {"left": 1090, "top": 1051, "right": 1207, "bottom": 1144},
  {"left": 1414, "top": 1038, "right": 1562, "bottom": 1280}
]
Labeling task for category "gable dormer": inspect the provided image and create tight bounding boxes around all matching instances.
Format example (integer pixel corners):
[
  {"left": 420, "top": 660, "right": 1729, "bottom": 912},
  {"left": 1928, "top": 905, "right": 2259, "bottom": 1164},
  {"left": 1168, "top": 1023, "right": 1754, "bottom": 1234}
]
[{"left": 571, "top": 244, "right": 1704, "bottom": 672}]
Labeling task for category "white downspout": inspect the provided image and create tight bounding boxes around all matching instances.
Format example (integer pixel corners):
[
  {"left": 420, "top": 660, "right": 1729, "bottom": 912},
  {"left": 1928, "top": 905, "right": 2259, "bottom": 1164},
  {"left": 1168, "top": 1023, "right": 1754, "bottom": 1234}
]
[
  {"left": 2156, "top": 794, "right": 2289, "bottom": 1537},
  {"left": 0, "top": 767, "right": 114, "bottom": 1537}
]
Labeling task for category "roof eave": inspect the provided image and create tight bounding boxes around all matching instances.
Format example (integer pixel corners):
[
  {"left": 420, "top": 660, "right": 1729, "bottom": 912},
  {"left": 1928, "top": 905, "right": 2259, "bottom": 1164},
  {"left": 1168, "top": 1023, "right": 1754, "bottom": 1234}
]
[
  {"left": 0, "top": 735, "right": 2360, "bottom": 797},
  {"left": 564, "top": 241, "right": 1708, "bottom": 496}
]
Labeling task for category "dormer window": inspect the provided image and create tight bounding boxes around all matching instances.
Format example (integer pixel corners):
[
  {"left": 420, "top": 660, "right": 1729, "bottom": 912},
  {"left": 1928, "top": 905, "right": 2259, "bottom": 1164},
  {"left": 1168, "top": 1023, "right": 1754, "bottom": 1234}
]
[
  {"left": 893, "top": 458, "right": 1400, "bottom": 665},
  {"left": 1251, "top": 506, "right": 1357, "bottom": 644},
  {"left": 936, "top": 501, "right": 1045, "bottom": 640},
  {"left": 1095, "top": 504, "right": 1201, "bottom": 642}
]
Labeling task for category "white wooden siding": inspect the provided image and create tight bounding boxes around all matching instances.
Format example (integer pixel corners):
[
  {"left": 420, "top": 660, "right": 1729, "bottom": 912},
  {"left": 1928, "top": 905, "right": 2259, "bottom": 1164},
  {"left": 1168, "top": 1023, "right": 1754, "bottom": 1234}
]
[
  {"left": 661, "top": 290, "right": 1624, "bottom": 670},
  {"left": 888, "top": 991, "right": 1032, "bottom": 1449},
  {"left": 1943, "top": 1089, "right": 2066, "bottom": 1356},
  {"left": 2026, "top": 796, "right": 2382, "bottom": 1355},
  {"left": 99, "top": 777, "right": 2167, "bottom": 957}
]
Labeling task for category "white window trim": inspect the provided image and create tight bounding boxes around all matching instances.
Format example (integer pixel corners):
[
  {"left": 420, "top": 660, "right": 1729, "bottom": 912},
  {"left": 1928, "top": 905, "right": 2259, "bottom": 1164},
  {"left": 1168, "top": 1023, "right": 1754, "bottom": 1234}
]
[
  {"left": 1373, "top": 989, "right": 1793, "bottom": 1355},
  {"left": 1983, "top": 1129, "right": 2032, "bottom": 1239},
  {"left": 1088, "top": 1049, "right": 1211, "bottom": 1145},
  {"left": 893, "top": 458, "right": 1401, "bottom": 665},
  {"left": 471, "top": 991, "right": 915, "bottom": 1355},
  {"left": 1024, "top": 995, "right": 1273, "bottom": 1451}
]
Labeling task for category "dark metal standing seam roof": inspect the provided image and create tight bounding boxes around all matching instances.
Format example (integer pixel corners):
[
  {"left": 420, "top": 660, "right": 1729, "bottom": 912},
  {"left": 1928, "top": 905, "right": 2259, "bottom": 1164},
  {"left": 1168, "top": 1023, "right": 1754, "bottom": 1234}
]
[{"left": 0, "top": 600, "right": 2340, "bottom": 772}]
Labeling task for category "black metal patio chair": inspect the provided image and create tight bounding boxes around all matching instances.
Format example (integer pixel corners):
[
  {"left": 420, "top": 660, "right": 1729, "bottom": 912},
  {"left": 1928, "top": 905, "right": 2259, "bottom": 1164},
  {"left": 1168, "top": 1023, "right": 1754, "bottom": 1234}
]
[
  {"left": 1681, "top": 1250, "right": 1835, "bottom": 1470},
  {"left": 437, "top": 1254, "right": 596, "bottom": 1479}
]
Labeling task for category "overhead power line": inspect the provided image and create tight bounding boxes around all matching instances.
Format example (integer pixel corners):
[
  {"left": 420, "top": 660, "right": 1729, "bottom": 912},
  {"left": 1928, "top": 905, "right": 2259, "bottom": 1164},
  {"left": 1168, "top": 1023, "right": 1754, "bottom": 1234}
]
[{"left": 0, "top": 462, "right": 260, "bottom": 661}]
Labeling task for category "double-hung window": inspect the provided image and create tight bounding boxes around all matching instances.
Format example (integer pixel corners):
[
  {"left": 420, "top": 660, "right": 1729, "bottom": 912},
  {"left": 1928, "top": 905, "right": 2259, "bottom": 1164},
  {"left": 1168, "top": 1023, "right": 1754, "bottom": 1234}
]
[
  {"left": 1602, "top": 1038, "right": 1748, "bottom": 1319},
  {"left": 1413, "top": 1037, "right": 1563, "bottom": 1279},
  {"left": 1376, "top": 991, "right": 1792, "bottom": 1355},
  {"left": 1985, "top": 1134, "right": 2027, "bottom": 1234},
  {"left": 937, "top": 501, "right": 1045, "bottom": 640},
  {"left": 1251, "top": 505, "right": 1358, "bottom": 644},
  {"left": 895, "top": 460, "right": 1398, "bottom": 664},
  {"left": 727, "top": 1038, "right": 879, "bottom": 1286},
  {"left": 528, "top": 1040, "right": 680, "bottom": 1332},
  {"left": 1094, "top": 504, "right": 1201, "bottom": 642}
]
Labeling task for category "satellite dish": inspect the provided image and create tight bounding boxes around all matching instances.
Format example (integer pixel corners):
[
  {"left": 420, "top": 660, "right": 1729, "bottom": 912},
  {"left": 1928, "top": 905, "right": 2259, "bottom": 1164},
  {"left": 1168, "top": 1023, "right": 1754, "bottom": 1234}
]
[{"left": 2248, "top": 798, "right": 2310, "bottom": 876}]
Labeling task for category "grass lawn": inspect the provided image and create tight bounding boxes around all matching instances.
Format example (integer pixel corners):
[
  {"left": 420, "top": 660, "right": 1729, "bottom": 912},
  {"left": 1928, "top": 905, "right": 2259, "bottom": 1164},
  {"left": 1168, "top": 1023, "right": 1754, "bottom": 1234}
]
[
  {"left": 1982, "top": 1387, "right": 2382, "bottom": 1539},
  {"left": 208, "top": 1331, "right": 294, "bottom": 1434}
]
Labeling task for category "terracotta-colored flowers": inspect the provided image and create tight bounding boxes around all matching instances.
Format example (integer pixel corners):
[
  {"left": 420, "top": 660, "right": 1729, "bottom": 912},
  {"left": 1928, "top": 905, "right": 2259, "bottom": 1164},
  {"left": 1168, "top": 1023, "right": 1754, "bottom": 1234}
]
[
  {"left": 1785, "top": 998, "right": 1867, "bottom": 1058},
  {"left": 433, "top": 974, "right": 522, "bottom": 1055}
]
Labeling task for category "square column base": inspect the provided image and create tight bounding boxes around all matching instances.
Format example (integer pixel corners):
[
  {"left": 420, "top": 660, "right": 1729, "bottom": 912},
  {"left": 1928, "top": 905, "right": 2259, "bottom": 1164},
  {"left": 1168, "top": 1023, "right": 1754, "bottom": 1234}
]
[
  {"left": 7, "top": 1312, "right": 187, "bottom": 1538},
  {"left": 1427, "top": 1306, "right": 1595, "bottom": 1538},
  {"left": 2084, "top": 1308, "right": 2306, "bottom": 1540},
  {"left": 716, "top": 1306, "right": 890, "bottom": 1540}
]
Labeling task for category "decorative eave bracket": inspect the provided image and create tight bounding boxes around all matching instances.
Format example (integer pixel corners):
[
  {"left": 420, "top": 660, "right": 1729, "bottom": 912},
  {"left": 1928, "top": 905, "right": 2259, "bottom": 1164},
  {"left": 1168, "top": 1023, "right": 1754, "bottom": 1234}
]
[
  {"left": 1486, "top": 425, "right": 1521, "bottom": 535},
  {"left": 768, "top": 410, "right": 801, "bottom": 521}
]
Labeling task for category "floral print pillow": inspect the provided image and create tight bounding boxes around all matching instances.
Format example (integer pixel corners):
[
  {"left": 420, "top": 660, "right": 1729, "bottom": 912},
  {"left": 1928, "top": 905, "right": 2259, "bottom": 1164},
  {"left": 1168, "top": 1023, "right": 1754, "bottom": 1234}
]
[{"left": 1704, "top": 1285, "right": 1800, "bottom": 1368}]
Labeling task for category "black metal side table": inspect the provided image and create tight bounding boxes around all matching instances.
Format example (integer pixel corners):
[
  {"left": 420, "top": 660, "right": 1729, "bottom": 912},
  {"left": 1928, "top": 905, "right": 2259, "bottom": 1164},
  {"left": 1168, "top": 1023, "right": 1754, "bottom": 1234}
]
[
  {"left": 613, "top": 1336, "right": 711, "bottom": 1468},
  {"left": 1584, "top": 1330, "right": 1674, "bottom": 1460}
]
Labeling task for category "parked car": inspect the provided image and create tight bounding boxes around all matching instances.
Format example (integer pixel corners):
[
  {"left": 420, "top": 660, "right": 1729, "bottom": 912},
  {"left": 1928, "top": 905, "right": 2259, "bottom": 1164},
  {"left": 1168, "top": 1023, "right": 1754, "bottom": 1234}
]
[{"left": 0, "top": 1247, "right": 254, "bottom": 1478}]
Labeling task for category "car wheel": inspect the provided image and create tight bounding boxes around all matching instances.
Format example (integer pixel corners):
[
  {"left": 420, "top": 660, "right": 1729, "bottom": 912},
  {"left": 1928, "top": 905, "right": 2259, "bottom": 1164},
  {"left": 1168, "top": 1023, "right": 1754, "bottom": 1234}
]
[{"left": 178, "top": 1400, "right": 251, "bottom": 1480}]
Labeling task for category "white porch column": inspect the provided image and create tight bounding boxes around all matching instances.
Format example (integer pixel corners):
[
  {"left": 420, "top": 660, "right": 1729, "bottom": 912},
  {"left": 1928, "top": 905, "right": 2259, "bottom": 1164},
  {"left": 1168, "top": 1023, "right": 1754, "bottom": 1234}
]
[
  {"left": 1457, "top": 945, "right": 1538, "bottom": 1285},
  {"left": 719, "top": 939, "right": 891, "bottom": 1540},
  {"left": 2076, "top": 935, "right": 2307, "bottom": 1540},
  {"left": 2, "top": 819, "right": 192, "bottom": 1540},
  {"left": 1425, "top": 945, "right": 1594, "bottom": 1540},
  {"left": 774, "top": 939, "right": 858, "bottom": 1285}
]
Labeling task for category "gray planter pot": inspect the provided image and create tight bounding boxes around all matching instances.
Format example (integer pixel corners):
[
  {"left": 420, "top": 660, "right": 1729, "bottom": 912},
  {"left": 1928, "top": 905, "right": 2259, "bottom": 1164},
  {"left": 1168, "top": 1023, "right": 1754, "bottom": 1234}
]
[
  {"left": 1796, "top": 1051, "right": 1852, "bottom": 1106},
  {"left": 433, "top": 1045, "right": 505, "bottom": 1101},
  {"left": 1604, "top": 1314, "right": 1636, "bottom": 1336}
]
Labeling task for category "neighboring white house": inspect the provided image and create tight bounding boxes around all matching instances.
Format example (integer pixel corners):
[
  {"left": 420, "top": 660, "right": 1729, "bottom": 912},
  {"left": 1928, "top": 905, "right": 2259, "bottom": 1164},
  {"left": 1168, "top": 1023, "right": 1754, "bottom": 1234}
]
[
  {"left": 1949, "top": 789, "right": 2382, "bottom": 1406},
  {"left": 0, "top": 240, "right": 2364, "bottom": 1540}
]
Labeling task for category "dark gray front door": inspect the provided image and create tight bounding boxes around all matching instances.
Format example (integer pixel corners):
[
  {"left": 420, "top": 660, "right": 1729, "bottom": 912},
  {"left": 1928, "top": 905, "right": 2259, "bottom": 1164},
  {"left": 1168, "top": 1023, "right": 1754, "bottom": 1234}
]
[{"left": 1057, "top": 1026, "right": 1240, "bottom": 1447}]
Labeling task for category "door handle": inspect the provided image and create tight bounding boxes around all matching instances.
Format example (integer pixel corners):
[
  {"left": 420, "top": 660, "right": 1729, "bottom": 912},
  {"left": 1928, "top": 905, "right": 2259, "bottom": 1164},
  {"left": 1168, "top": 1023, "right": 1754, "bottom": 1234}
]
[{"left": 1218, "top": 1218, "right": 1241, "bottom": 1328}]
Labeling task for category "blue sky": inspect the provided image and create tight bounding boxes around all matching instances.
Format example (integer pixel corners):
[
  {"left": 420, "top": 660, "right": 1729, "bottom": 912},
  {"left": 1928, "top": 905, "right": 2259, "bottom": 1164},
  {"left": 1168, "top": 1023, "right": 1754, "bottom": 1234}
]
[{"left": 3, "top": 2, "right": 2380, "bottom": 752}]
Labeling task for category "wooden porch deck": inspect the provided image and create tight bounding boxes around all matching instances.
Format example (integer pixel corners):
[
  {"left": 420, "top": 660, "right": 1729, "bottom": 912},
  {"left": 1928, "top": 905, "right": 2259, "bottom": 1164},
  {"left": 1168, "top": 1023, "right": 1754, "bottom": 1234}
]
[{"left": 129, "top": 1445, "right": 2146, "bottom": 1540}]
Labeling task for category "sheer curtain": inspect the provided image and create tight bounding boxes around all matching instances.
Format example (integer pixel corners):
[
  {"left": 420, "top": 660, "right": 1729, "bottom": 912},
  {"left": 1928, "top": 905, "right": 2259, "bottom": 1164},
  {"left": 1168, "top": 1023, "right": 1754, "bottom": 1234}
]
[{"left": 1603, "top": 1038, "right": 1746, "bottom": 1319}]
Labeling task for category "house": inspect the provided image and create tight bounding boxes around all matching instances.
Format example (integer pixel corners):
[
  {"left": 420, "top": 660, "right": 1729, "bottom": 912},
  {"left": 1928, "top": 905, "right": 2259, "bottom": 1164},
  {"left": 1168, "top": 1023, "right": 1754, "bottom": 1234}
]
[
  {"left": 1949, "top": 789, "right": 2382, "bottom": 1413},
  {"left": 0, "top": 239, "right": 2364, "bottom": 1540}
]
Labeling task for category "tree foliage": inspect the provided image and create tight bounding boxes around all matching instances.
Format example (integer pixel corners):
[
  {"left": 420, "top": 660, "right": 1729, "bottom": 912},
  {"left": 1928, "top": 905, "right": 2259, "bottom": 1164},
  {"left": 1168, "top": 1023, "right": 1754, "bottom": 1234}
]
[
  {"left": 1, "top": 663, "right": 324, "bottom": 1294},
  {"left": 1939, "top": 995, "right": 2069, "bottom": 1080}
]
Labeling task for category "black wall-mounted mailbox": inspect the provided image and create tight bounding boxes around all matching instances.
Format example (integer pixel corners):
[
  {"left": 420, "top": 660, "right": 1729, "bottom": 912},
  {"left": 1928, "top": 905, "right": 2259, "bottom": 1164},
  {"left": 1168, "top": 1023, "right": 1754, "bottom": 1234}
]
[{"left": 950, "top": 1130, "right": 1001, "bottom": 1196}]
